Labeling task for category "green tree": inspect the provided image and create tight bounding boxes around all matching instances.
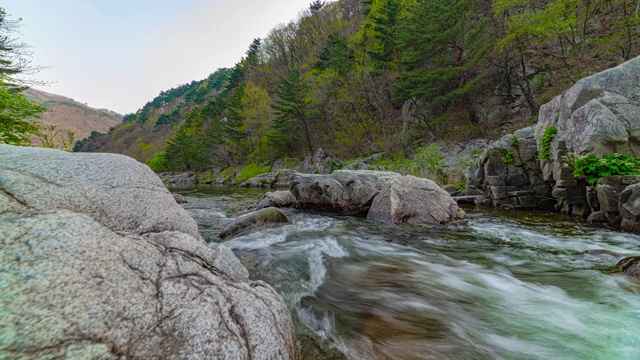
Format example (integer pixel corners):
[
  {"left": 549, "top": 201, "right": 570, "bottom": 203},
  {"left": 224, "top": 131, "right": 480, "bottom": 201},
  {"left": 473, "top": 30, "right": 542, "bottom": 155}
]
[
  {"left": 269, "top": 70, "right": 316, "bottom": 156},
  {"left": 0, "top": 8, "right": 45, "bottom": 145},
  {"left": 394, "top": 0, "right": 493, "bottom": 133}
]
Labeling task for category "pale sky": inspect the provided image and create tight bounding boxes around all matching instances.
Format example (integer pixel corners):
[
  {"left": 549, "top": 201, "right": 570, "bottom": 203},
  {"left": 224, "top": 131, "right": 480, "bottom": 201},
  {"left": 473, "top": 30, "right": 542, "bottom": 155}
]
[{"left": 4, "top": 0, "right": 313, "bottom": 114}]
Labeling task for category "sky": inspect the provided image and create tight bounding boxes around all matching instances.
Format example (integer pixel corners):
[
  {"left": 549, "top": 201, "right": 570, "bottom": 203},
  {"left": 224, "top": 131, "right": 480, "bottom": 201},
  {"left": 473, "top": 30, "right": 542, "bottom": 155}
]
[{"left": 4, "top": 0, "right": 314, "bottom": 114}]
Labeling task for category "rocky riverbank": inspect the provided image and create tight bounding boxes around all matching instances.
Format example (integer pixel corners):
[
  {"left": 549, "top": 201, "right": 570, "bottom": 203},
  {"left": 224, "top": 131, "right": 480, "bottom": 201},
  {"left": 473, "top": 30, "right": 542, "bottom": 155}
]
[{"left": 0, "top": 145, "right": 297, "bottom": 359}]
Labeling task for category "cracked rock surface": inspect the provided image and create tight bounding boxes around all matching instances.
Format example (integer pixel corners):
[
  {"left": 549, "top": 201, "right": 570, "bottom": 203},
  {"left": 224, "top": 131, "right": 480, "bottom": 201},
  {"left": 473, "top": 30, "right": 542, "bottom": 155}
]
[{"left": 0, "top": 145, "right": 296, "bottom": 359}]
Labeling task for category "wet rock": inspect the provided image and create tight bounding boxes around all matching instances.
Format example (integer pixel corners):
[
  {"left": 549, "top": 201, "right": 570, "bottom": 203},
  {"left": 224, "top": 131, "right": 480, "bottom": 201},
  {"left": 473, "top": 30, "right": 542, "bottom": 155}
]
[
  {"left": 219, "top": 207, "right": 290, "bottom": 240},
  {"left": 173, "top": 193, "right": 188, "bottom": 204},
  {"left": 158, "top": 171, "right": 197, "bottom": 186},
  {"left": 367, "top": 175, "right": 465, "bottom": 225},
  {"left": 248, "top": 190, "right": 297, "bottom": 211},
  {"left": 595, "top": 176, "right": 640, "bottom": 226},
  {"left": 587, "top": 211, "right": 608, "bottom": 224},
  {"left": 620, "top": 183, "right": 640, "bottom": 234},
  {"left": 616, "top": 256, "right": 640, "bottom": 279},
  {"left": 290, "top": 170, "right": 401, "bottom": 214},
  {"left": 0, "top": 145, "right": 297, "bottom": 359}
]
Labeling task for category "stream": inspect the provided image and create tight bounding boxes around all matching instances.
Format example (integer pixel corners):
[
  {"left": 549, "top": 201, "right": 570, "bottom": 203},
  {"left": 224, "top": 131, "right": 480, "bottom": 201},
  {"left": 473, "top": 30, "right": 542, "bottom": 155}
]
[{"left": 174, "top": 185, "right": 640, "bottom": 360}]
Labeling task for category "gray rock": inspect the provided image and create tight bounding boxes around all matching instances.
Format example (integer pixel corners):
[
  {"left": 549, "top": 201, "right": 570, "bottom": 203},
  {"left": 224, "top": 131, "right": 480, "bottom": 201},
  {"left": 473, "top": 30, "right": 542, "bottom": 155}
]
[
  {"left": 367, "top": 175, "right": 465, "bottom": 225},
  {"left": 248, "top": 190, "right": 297, "bottom": 211},
  {"left": 239, "top": 169, "right": 296, "bottom": 188},
  {"left": 538, "top": 57, "right": 640, "bottom": 185},
  {"left": 596, "top": 176, "right": 640, "bottom": 226},
  {"left": 616, "top": 256, "right": 640, "bottom": 279},
  {"left": 0, "top": 145, "right": 297, "bottom": 359},
  {"left": 443, "top": 184, "right": 459, "bottom": 196},
  {"left": 0, "top": 145, "right": 199, "bottom": 238},
  {"left": 301, "top": 148, "right": 343, "bottom": 174},
  {"left": 620, "top": 183, "right": 640, "bottom": 234},
  {"left": 587, "top": 210, "right": 608, "bottom": 224},
  {"left": 158, "top": 171, "right": 197, "bottom": 186},
  {"left": 290, "top": 170, "right": 401, "bottom": 214},
  {"left": 219, "top": 207, "right": 290, "bottom": 240},
  {"left": 173, "top": 193, "right": 188, "bottom": 204}
]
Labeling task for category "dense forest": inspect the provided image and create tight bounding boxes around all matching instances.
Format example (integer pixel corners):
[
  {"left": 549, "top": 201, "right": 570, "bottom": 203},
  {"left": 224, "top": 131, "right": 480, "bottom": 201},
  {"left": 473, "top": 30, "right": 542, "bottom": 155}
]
[{"left": 76, "top": 0, "right": 640, "bottom": 173}]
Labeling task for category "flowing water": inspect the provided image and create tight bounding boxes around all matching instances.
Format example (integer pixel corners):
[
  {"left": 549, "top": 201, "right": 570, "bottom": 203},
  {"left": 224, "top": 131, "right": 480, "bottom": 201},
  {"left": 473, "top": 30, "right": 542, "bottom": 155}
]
[{"left": 174, "top": 185, "right": 640, "bottom": 360}]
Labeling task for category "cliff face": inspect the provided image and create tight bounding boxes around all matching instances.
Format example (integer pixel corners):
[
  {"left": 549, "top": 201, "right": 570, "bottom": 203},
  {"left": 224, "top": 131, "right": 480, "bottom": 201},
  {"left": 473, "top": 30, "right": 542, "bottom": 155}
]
[{"left": 24, "top": 88, "right": 122, "bottom": 140}]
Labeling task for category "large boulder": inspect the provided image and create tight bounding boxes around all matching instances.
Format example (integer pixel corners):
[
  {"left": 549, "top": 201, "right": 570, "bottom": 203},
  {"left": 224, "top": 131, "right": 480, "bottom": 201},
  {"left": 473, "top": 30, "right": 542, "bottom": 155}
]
[
  {"left": 465, "top": 126, "right": 551, "bottom": 209},
  {"left": 0, "top": 145, "right": 296, "bottom": 359},
  {"left": 219, "top": 207, "right": 290, "bottom": 240},
  {"left": 367, "top": 176, "right": 465, "bottom": 225},
  {"left": 290, "top": 170, "right": 401, "bottom": 214},
  {"left": 537, "top": 57, "right": 640, "bottom": 214},
  {"left": 158, "top": 171, "right": 197, "bottom": 186}
]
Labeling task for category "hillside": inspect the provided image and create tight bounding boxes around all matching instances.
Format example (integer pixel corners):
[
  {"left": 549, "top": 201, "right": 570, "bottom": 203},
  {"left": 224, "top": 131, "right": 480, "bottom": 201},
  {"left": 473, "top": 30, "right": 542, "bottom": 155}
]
[
  {"left": 24, "top": 88, "right": 122, "bottom": 140},
  {"left": 73, "top": 69, "right": 230, "bottom": 162},
  {"left": 76, "top": 0, "right": 640, "bottom": 174}
]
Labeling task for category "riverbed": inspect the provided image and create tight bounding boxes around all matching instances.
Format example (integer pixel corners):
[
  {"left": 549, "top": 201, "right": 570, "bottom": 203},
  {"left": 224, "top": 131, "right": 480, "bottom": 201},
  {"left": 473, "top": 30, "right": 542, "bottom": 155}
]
[{"left": 174, "top": 185, "right": 640, "bottom": 360}]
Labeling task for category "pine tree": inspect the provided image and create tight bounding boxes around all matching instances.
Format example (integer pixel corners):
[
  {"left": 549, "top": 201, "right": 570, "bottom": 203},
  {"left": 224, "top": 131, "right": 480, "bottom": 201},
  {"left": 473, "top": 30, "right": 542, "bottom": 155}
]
[{"left": 269, "top": 70, "right": 315, "bottom": 156}]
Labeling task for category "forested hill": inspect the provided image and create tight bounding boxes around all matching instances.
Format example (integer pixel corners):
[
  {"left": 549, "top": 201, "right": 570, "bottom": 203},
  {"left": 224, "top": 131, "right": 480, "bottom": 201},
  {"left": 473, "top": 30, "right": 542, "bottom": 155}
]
[
  {"left": 74, "top": 68, "right": 230, "bottom": 161},
  {"left": 77, "top": 0, "right": 640, "bottom": 172}
]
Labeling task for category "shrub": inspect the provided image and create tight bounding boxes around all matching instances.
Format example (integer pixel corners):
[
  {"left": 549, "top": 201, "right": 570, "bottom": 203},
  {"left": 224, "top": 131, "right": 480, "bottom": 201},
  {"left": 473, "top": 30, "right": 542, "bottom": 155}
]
[
  {"left": 571, "top": 153, "right": 640, "bottom": 184},
  {"left": 538, "top": 125, "right": 557, "bottom": 160},
  {"left": 145, "top": 152, "right": 168, "bottom": 173},
  {"left": 500, "top": 148, "right": 515, "bottom": 164}
]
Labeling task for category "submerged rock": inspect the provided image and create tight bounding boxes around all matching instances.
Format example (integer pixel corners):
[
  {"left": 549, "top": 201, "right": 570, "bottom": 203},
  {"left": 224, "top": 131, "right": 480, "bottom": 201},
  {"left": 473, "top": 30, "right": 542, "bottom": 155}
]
[
  {"left": 219, "top": 207, "right": 290, "bottom": 240},
  {"left": 0, "top": 145, "right": 296, "bottom": 359},
  {"left": 616, "top": 256, "right": 640, "bottom": 279},
  {"left": 290, "top": 170, "right": 401, "bottom": 215},
  {"left": 367, "top": 175, "right": 465, "bottom": 225}
]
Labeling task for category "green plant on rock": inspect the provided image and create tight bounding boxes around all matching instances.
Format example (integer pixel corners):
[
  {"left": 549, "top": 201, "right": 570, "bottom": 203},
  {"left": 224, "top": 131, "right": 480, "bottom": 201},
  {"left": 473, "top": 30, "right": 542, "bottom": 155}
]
[
  {"left": 538, "top": 125, "right": 557, "bottom": 160},
  {"left": 234, "top": 163, "right": 272, "bottom": 184},
  {"left": 500, "top": 148, "right": 515, "bottom": 164},
  {"left": 571, "top": 153, "right": 640, "bottom": 185},
  {"left": 511, "top": 136, "right": 519, "bottom": 147},
  {"left": 330, "top": 160, "right": 343, "bottom": 173}
]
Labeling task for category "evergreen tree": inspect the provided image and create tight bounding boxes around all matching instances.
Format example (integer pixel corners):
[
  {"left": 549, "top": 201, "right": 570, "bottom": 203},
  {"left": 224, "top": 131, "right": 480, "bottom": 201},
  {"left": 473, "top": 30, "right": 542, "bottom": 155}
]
[
  {"left": 269, "top": 70, "right": 315, "bottom": 156},
  {"left": 394, "top": 0, "right": 493, "bottom": 129}
]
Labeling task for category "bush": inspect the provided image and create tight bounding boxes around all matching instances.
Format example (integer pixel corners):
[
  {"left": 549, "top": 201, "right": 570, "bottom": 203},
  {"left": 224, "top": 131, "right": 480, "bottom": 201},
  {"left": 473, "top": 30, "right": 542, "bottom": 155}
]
[
  {"left": 571, "top": 153, "right": 640, "bottom": 184},
  {"left": 538, "top": 125, "right": 557, "bottom": 160},
  {"left": 145, "top": 152, "right": 168, "bottom": 173},
  {"left": 234, "top": 163, "right": 272, "bottom": 184}
]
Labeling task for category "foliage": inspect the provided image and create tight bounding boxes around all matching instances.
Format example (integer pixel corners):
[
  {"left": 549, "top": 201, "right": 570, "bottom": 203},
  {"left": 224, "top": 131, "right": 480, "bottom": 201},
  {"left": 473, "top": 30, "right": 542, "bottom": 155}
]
[
  {"left": 145, "top": 151, "right": 169, "bottom": 173},
  {"left": 511, "top": 136, "right": 519, "bottom": 147},
  {"left": 0, "top": 82, "right": 45, "bottom": 145},
  {"left": 234, "top": 163, "right": 272, "bottom": 184},
  {"left": 330, "top": 160, "right": 343, "bottom": 172},
  {"left": 538, "top": 125, "right": 557, "bottom": 160},
  {"left": 570, "top": 153, "right": 640, "bottom": 185},
  {"left": 35, "top": 124, "right": 75, "bottom": 151},
  {"left": 500, "top": 148, "right": 515, "bottom": 164}
]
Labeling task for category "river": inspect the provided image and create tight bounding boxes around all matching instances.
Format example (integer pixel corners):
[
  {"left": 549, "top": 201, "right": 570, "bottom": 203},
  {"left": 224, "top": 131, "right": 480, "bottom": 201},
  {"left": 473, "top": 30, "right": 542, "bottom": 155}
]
[{"left": 174, "top": 185, "right": 640, "bottom": 360}]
